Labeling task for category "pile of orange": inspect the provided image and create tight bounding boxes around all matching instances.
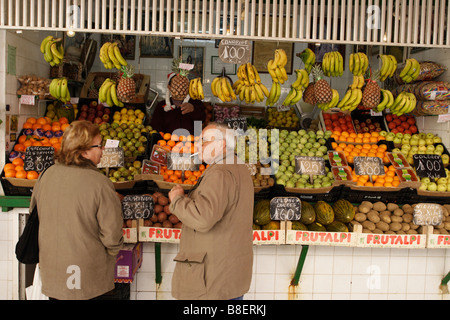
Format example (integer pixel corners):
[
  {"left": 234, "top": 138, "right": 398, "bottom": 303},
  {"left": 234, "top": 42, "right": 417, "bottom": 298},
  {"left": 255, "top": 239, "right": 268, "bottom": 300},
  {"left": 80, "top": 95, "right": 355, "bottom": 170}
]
[
  {"left": 3, "top": 158, "right": 39, "bottom": 180},
  {"left": 157, "top": 132, "right": 200, "bottom": 154},
  {"left": 330, "top": 131, "right": 386, "bottom": 144},
  {"left": 352, "top": 165, "right": 401, "bottom": 188},
  {"left": 160, "top": 164, "right": 208, "bottom": 185},
  {"left": 331, "top": 141, "right": 389, "bottom": 164},
  {"left": 14, "top": 116, "right": 69, "bottom": 153}
]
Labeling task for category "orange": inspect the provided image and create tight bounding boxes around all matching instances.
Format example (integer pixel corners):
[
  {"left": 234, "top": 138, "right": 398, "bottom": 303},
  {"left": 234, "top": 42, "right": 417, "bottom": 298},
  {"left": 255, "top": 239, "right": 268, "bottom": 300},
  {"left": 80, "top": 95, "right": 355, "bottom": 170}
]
[
  {"left": 184, "top": 170, "right": 193, "bottom": 178},
  {"left": 52, "top": 143, "right": 61, "bottom": 152},
  {"left": 347, "top": 137, "right": 355, "bottom": 143},
  {"left": 386, "top": 171, "right": 395, "bottom": 177},
  {"left": 331, "top": 142, "right": 338, "bottom": 149},
  {"left": 392, "top": 180, "right": 400, "bottom": 187},
  {"left": 163, "top": 133, "right": 171, "bottom": 140},
  {"left": 4, "top": 169, "right": 16, "bottom": 178},
  {"left": 37, "top": 117, "right": 48, "bottom": 126},
  {"left": 374, "top": 182, "right": 384, "bottom": 187},
  {"left": 26, "top": 117, "right": 37, "bottom": 124},
  {"left": 51, "top": 124, "right": 61, "bottom": 132},
  {"left": 364, "top": 182, "right": 374, "bottom": 187},
  {"left": 363, "top": 133, "right": 371, "bottom": 138},
  {"left": 362, "top": 138, "right": 370, "bottom": 144},
  {"left": 13, "top": 143, "right": 26, "bottom": 152},
  {"left": 171, "top": 134, "right": 179, "bottom": 141},
  {"left": 18, "top": 135, "right": 27, "bottom": 144},
  {"left": 12, "top": 158, "right": 24, "bottom": 166},
  {"left": 167, "top": 140, "right": 176, "bottom": 147},
  {"left": 199, "top": 164, "right": 206, "bottom": 171},
  {"left": 15, "top": 170, "right": 27, "bottom": 179},
  {"left": 171, "top": 146, "right": 181, "bottom": 153},
  {"left": 49, "top": 137, "right": 59, "bottom": 145},
  {"left": 355, "top": 137, "right": 363, "bottom": 143},
  {"left": 163, "top": 173, "right": 169, "bottom": 181},
  {"left": 183, "top": 180, "right": 193, "bottom": 185},
  {"left": 187, "top": 135, "right": 195, "bottom": 142},
  {"left": 61, "top": 123, "right": 70, "bottom": 131},
  {"left": 174, "top": 170, "right": 183, "bottom": 178},
  {"left": 42, "top": 124, "right": 52, "bottom": 131},
  {"left": 58, "top": 117, "right": 69, "bottom": 124},
  {"left": 27, "top": 171, "right": 39, "bottom": 180},
  {"left": 369, "top": 137, "right": 378, "bottom": 143},
  {"left": 32, "top": 141, "right": 43, "bottom": 147},
  {"left": 193, "top": 171, "right": 202, "bottom": 177},
  {"left": 384, "top": 182, "right": 393, "bottom": 187},
  {"left": 14, "top": 165, "right": 24, "bottom": 172},
  {"left": 157, "top": 140, "right": 167, "bottom": 146},
  {"left": 189, "top": 175, "right": 197, "bottom": 182},
  {"left": 385, "top": 176, "right": 394, "bottom": 183},
  {"left": 179, "top": 135, "right": 186, "bottom": 142},
  {"left": 4, "top": 163, "right": 16, "bottom": 171},
  {"left": 32, "top": 123, "right": 42, "bottom": 130},
  {"left": 367, "top": 152, "right": 376, "bottom": 158},
  {"left": 169, "top": 175, "right": 178, "bottom": 182}
]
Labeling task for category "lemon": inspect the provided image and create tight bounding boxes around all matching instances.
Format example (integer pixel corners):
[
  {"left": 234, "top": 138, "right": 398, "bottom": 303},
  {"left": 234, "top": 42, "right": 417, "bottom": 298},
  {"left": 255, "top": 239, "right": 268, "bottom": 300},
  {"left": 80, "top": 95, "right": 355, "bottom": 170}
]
[
  {"left": 127, "top": 109, "right": 135, "bottom": 116},
  {"left": 135, "top": 118, "right": 143, "bottom": 125},
  {"left": 113, "top": 114, "right": 121, "bottom": 121},
  {"left": 137, "top": 112, "right": 145, "bottom": 119},
  {"left": 120, "top": 108, "right": 128, "bottom": 114}
]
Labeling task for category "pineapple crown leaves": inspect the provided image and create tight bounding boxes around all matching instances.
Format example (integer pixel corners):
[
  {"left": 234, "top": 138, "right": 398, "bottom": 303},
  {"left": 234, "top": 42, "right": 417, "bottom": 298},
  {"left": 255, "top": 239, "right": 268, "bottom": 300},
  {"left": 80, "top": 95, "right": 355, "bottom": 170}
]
[
  {"left": 120, "top": 65, "right": 135, "bottom": 79},
  {"left": 172, "top": 57, "right": 190, "bottom": 77},
  {"left": 311, "top": 64, "right": 326, "bottom": 82}
]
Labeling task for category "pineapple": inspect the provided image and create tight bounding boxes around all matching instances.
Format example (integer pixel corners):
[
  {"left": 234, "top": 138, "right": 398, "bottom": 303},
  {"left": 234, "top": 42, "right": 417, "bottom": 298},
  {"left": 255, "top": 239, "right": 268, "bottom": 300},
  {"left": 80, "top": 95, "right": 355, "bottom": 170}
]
[
  {"left": 117, "top": 65, "right": 136, "bottom": 103},
  {"left": 311, "top": 65, "right": 332, "bottom": 104},
  {"left": 362, "top": 73, "right": 381, "bottom": 109},
  {"left": 169, "top": 57, "right": 190, "bottom": 100},
  {"left": 303, "top": 82, "right": 317, "bottom": 105}
]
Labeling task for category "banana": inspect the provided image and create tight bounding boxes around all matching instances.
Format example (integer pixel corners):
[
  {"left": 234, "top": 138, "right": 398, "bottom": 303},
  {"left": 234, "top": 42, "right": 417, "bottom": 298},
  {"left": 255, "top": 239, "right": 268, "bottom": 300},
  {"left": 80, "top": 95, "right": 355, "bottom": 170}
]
[
  {"left": 388, "top": 55, "right": 398, "bottom": 78},
  {"left": 40, "top": 36, "right": 54, "bottom": 53},
  {"left": 409, "top": 60, "right": 421, "bottom": 81},
  {"left": 272, "top": 50, "right": 281, "bottom": 68},
  {"left": 252, "top": 65, "right": 261, "bottom": 84},
  {"left": 274, "top": 82, "right": 281, "bottom": 103},
  {"left": 254, "top": 83, "right": 265, "bottom": 102},
  {"left": 333, "top": 52, "right": 339, "bottom": 76},
  {"left": 190, "top": 78, "right": 198, "bottom": 99},
  {"left": 375, "top": 89, "right": 389, "bottom": 111},
  {"left": 221, "top": 77, "right": 231, "bottom": 97},
  {"left": 259, "top": 83, "right": 270, "bottom": 97},
  {"left": 100, "top": 79, "right": 114, "bottom": 103},
  {"left": 110, "top": 83, "right": 124, "bottom": 107},
  {"left": 244, "top": 85, "right": 250, "bottom": 103},
  {"left": 349, "top": 53, "right": 354, "bottom": 73},
  {"left": 379, "top": 55, "right": 390, "bottom": 81},
  {"left": 337, "top": 89, "right": 352, "bottom": 108},
  {"left": 360, "top": 53, "right": 369, "bottom": 76},
  {"left": 279, "top": 66, "right": 288, "bottom": 82},
  {"left": 299, "top": 69, "right": 309, "bottom": 88},
  {"left": 60, "top": 78, "right": 68, "bottom": 100},
  {"left": 113, "top": 44, "right": 128, "bottom": 67},
  {"left": 275, "top": 67, "right": 284, "bottom": 84},
  {"left": 267, "top": 81, "right": 277, "bottom": 106},
  {"left": 267, "top": 60, "right": 278, "bottom": 82},
  {"left": 290, "top": 89, "right": 303, "bottom": 105},
  {"left": 44, "top": 40, "right": 54, "bottom": 63},
  {"left": 278, "top": 49, "right": 288, "bottom": 67},
  {"left": 291, "top": 69, "right": 303, "bottom": 89},
  {"left": 353, "top": 53, "right": 361, "bottom": 76},
  {"left": 197, "top": 78, "right": 204, "bottom": 100},
  {"left": 108, "top": 43, "right": 122, "bottom": 69},
  {"left": 49, "top": 79, "right": 59, "bottom": 99},
  {"left": 226, "top": 78, "right": 236, "bottom": 100},
  {"left": 283, "top": 88, "right": 297, "bottom": 106},
  {"left": 239, "top": 85, "right": 245, "bottom": 101},
  {"left": 211, "top": 77, "right": 220, "bottom": 96},
  {"left": 399, "top": 59, "right": 413, "bottom": 78},
  {"left": 345, "top": 89, "right": 359, "bottom": 107},
  {"left": 250, "top": 85, "right": 256, "bottom": 103},
  {"left": 350, "top": 89, "right": 363, "bottom": 110},
  {"left": 385, "top": 89, "right": 395, "bottom": 108},
  {"left": 246, "top": 62, "right": 256, "bottom": 83},
  {"left": 106, "top": 86, "right": 114, "bottom": 107},
  {"left": 51, "top": 43, "right": 64, "bottom": 60}
]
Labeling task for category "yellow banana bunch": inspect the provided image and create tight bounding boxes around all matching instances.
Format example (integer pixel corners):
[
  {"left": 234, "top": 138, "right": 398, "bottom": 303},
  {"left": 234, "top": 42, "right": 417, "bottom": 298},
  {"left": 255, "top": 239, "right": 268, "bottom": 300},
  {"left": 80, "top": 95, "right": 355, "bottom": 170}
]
[
  {"left": 389, "top": 92, "right": 417, "bottom": 116},
  {"left": 378, "top": 54, "right": 397, "bottom": 81},
  {"left": 49, "top": 77, "right": 70, "bottom": 103},
  {"left": 100, "top": 42, "right": 128, "bottom": 70},
  {"left": 282, "top": 69, "right": 309, "bottom": 106},
  {"left": 322, "top": 51, "right": 344, "bottom": 77},
  {"left": 41, "top": 36, "right": 64, "bottom": 66},
  {"left": 189, "top": 78, "right": 204, "bottom": 100},
  {"left": 337, "top": 88, "right": 363, "bottom": 111},
  {"left": 373, "top": 89, "right": 395, "bottom": 113},
  {"left": 317, "top": 89, "right": 340, "bottom": 111},
  {"left": 349, "top": 52, "right": 369, "bottom": 76},
  {"left": 267, "top": 49, "right": 288, "bottom": 84},
  {"left": 211, "top": 76, "right": 236, "bottom": 103},
  {"left": 296, "top": 48, "right": 316, "bottom": 74},
  {"left": 266, "top": 81, "right": 282, "bottom": 107},
  {"left": 350, "top": 74, "right": 365, "bottom": 90},
  {"left": 99, "top": 78, "right": 124, "bottom": 107},
  {"left": 399, "top": 58, "right": 420, "bottom": 84}
]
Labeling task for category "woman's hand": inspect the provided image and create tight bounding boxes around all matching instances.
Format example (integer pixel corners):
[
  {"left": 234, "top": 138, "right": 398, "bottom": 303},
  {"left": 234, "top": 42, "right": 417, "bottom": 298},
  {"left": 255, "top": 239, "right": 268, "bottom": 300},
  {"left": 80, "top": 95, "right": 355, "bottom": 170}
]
[{"left": 180, "top": 102, "right": 194, "bottom": 114}]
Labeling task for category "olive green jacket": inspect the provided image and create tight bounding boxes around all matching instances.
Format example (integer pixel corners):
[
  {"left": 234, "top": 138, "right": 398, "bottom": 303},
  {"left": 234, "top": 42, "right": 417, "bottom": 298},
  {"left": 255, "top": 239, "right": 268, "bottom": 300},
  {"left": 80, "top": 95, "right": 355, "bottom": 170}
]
[
  {"left": 30, "top": 163, "right": 123, "bottom": 300},
  {"left": 169, "top": 159, "right": 254, "bottom": 300}
]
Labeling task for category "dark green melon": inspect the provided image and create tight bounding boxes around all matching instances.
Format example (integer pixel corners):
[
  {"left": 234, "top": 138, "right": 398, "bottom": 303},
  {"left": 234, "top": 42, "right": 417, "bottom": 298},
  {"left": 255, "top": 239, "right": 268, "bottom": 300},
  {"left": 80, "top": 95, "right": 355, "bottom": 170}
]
[
  {"left": 300, "top": 201, "right": 316, "bottom": 225},
  {"left": 253, "top": 199, "right": 271, "bottom": 226},
  {"left": 291, "top": 221, "right": 308, "bottom": 231},
  {"left": 332, "top": 199, "right": 355, "bottom": 223},
  {"left": 307, "top": 221, "right": 327, "bottom": 231},
  {"left": 314, "top": 201, "right": 334, "bottom": 225},
  {"left": 262, "top": 221, "right": 280, "bottom": 230},
  {"left": 325, "top": 220, "right": 349, "bottom": 232}
]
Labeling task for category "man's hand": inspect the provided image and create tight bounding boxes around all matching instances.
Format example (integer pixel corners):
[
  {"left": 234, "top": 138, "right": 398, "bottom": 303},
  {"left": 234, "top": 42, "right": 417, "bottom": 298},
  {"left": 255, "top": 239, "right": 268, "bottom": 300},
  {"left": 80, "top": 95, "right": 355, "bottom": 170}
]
[
  {"left": 169, "top": 184, "right": 185, "bottom": 202},
  {"left": 180, "top": 102, "right": 194, "bottom": 114}
]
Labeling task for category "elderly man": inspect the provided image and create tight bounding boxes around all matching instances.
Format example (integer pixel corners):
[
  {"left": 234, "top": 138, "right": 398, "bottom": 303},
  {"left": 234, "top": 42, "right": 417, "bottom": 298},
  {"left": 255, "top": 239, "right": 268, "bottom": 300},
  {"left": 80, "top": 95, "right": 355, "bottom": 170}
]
[{"left": 168, "top": 122, "right": 254, "bottom": 300}]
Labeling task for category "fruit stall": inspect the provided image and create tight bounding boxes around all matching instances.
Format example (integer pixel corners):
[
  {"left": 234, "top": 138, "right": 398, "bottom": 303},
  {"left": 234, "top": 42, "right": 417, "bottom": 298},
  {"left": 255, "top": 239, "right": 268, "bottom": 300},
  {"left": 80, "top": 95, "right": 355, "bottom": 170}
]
[{"left": 1, "top": 1, "right": 450, "bottom": 301}]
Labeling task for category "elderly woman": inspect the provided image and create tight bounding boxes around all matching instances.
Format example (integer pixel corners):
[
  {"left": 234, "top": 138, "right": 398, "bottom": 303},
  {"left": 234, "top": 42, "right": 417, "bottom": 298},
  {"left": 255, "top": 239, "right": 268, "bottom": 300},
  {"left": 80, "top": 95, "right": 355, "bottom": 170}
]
[{"left": 30, "top": 120, "right": 123, "bottom": 300}]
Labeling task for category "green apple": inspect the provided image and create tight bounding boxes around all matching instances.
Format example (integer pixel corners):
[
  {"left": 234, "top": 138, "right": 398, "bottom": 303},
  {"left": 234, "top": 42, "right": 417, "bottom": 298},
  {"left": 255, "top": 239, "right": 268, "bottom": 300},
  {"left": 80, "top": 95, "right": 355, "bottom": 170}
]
[
  {"left": 286, "top": 180, "right": 295, "bottom": 188},
  {"left": 298, "top": 129, "right": 307, "bottom": 136},
  {"left": 403, "top": 133, "right": 412, "bottom": 140},
  {"left": 433, "top": 136, "right": 442, "bottom": 144},
  {"left": 386, "top": 133, "right": 396, "bottom": 141},
  {"left": 425, "top": 138, "right": 434, "bottom": 145},
  {"left": 426, "top": 133, "right": 435, "bottom": 139},
  {"left": 401, "top": 138, "right": 411, "bottom": 145},
  {"left": 419, "top": 182, "right": 428, "bottom": 190},
  {"left": 410, "top": 138, "right": 419, "bottom": 146},
  {"left": 295, "top": 182, "right": 305, "bottom": 188},
  {"left": 435, "top": 145, "right": 444, "bottom": 153},
  {"left": 437, "top": 177, "right": 448, "bottom": 185},
  {"left": 277, "top": 178, "right": 286, "bottom": 186},
  {"left": 395, "top": 132, "right": 404, "bottom": 139},
  {"left": 442, "top": 154, "right": 449, "bottom": 165},
  {"left": 437, "top": 184, "right": 447, "bottom": 192},
  {"left": 392, "top": 148, "right": 401, "bottom": 153},
  {"left": 426, "top": 145, "right": 435, "bottom": 152},
  {"left": 401, "top": 144, "right": 411, "bottom": 151},
  {"left": 379, "top": 130, "right": 388, "bottom": 137},
  {"left": 421, "top": 177, "right": 431, "bottom": 184},
  {"left": 434, "top": 150, "right": 443, "bottom": 156},
  {"left": 418, "top": 139, "right": 426, "bottom": 146}
]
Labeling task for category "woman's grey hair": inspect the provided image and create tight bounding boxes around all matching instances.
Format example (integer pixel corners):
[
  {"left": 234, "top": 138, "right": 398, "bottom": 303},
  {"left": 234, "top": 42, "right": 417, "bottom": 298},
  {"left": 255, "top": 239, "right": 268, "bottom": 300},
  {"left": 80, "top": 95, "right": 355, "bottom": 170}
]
[{"left": 205, "top": 122, "right": 236, "bottom": 152}]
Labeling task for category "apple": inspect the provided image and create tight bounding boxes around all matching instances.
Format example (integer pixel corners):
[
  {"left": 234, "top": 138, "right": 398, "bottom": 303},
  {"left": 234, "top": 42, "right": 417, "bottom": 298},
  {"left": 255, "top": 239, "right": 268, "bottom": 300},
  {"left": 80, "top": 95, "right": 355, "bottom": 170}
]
[
  {"left": 393, "top": 137, "right": 402, "bottom": 144},
  {"left": 435, "top": 145, "right": 444, "bottom": 153},
  {"left": 425, "top": 138, "right": 434, "bottom": 145},
  {"left": 442, "top": 154, "right": 449, "bottom": 165},
  {"left": 386, "top": 132, "right": 396, "bottom": 141},
  {"left": 426, "top": 133, "right": 435, "bottom": 139},
  {"left": 437, "top": 177, "right": 448, "bottom": 185},
  {"left": 427, "top": 182, "right": 438, "bottom": 191},
  {"left": 102, "top": 114, "right": 110, "bottom": 122},
  {"left": 418, "top": 139, "right": 426, "bottom": 146},
  {"left": 419, "top": 182, "right": 428, "bottom": 190},
  {"left": 88, "top": 107, "right": 96, "bottom": 114},
  {"left": 379, "top": 130, "right": 388, "bottom": 137},
  {"left": 90, "top": 100, "right": 98, "bottom": 108},
  {"left": 87, "top": 114, "right": 95, "bottom": 121},
  {"left": 104, "top": 108, "right": 111, "bottom": 115},
  {"left": 437, "top": 184, "right": 447, "bottom": 192},
  {"left": 80, "top": 111, "right": 88, "bottom": 119},
  {"left": 81, "top": 104, "right": 89, "bottom": 112},
  {"left": 96, "top": 110, "right": 104, "bottom": 118},
  {"left": 433, "top": 136, "right": 442, "bottom": 144}
]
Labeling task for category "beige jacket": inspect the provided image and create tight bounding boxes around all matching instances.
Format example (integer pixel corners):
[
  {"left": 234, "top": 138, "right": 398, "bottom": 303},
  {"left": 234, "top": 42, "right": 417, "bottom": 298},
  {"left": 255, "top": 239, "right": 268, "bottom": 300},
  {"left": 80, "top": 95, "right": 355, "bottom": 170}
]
[
  {"left": 30, "top": 163, "right": 123, "bottom": 300},
  {"left": 169, "top": 159, "right": 254, "bottom": 300}
]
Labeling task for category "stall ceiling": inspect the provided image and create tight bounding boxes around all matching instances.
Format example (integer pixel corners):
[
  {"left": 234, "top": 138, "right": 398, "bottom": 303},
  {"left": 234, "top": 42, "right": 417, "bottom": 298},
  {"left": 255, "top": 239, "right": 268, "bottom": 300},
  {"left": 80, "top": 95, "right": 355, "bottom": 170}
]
[{"left": 0, "top": 0, "right": 449, "bottom": 48}]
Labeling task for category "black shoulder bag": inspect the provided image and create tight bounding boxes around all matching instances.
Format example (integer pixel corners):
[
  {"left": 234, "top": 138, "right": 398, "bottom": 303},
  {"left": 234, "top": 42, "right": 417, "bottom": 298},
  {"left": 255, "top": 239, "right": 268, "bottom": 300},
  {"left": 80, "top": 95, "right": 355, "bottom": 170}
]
[{"left": 15, "top": 168, "right": 48, "bottom": 264}]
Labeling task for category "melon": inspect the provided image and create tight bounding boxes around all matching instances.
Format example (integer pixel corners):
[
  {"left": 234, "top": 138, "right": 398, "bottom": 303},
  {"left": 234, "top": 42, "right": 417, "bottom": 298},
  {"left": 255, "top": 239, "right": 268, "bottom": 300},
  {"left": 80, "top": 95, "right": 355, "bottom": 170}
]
[
  {"left": 253, "top": 199, "right": 271, "bottom": 226},
  {"left": 299, "top": 201, "right": 316, "bottom": 225},
  {"left": 262, "top": 221, "right": 280, "bottom": 230},
  {"left": 325, "top": 220, "right": 349, "bottom": 232},
  {"left": 307, "top": 222, "right": 326, "bottom": 231},
  {"left": 291, "top": 221, "right": 308, "bottom": 231},
  {"left": 314, "top": 201, "right": 334, "bottom": 225},
  {"left": 333, "top": 199, "right": 355, "bottom": 223}
]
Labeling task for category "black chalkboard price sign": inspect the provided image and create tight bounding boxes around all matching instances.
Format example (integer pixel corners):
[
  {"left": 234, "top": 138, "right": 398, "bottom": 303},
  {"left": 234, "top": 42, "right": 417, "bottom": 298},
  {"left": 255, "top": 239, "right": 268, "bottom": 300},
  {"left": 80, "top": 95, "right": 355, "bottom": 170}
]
[
  {"left": 353, "top": 156, "right": 385, "bottom": 176},
  {"left": 295, "top": 156, "right": 326, "bottom": 175},
  {"left": 413, "top": 154, "right": 445, "bottom": 179},
  {"left": 167, "top": 153, "right": 200, "bottom": 171},
  {"left": 270, "top": 197, "right": 301, "bottom": 221},
  {"left": 24, "top": 146, "right": 55, "bottom": 172},
  {"left": 97, "top": 148, "right": 124, "bottom": 168},
  {"left": 224, "top": 117, "right": 248, "bottom": 133},
  {"left": 413, "top": 203, "right": 443, "bottom": 226},
  {"left": 122, "top": 194, "right": 154, "bottom": 220}
]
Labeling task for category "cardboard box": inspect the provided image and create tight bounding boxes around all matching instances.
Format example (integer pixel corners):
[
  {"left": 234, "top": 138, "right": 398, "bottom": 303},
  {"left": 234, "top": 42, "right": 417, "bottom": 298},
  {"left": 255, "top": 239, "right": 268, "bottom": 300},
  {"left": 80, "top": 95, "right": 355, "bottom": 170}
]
[{"left": 114, "top": 242, "right": 143, "bottom": 283}]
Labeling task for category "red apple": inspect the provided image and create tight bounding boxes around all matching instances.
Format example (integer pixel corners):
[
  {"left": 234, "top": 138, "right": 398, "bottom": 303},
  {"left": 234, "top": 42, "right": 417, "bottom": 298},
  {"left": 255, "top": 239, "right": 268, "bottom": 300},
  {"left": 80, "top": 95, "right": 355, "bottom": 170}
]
[
  {"left": 80, "top": 111, "right": 88, "bottom": 118},
  {"left": 96, "top": 110, "right": 103, "bottom": 117},
  {"left": 94, "top": 117, "right": 103, "bottom": 124},
  {"left": 90, "top": 100, "right": 98, "bottom": 108},
  {"left": 96, "top": 104, "right": 104, "bottom": 112},
  {"left": 104, "top": 108, "right": 111, "bottom": 115},
  {"left": 102, "top": 114, "right": 110, "bottom": 121},
  {"left": 81, "top": 104, "right": 89, "bottom": 112}
]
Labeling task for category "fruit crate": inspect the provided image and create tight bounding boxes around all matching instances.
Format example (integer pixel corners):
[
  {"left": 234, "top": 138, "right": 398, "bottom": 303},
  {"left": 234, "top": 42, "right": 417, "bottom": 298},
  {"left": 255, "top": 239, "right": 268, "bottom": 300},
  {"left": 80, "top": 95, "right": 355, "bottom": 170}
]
[
  {"left": 265, "top": 106, "right": 301, "bottom": 131},
  {"left": 0, "top": 170, "right": 34, "bottom": 196},
  {"left": 351, "top": 109, "right": 388, "bottom": 134},
  {"left": 80, "top": 72, "right": 150, "bottom": 104},
  {"left": 319, "top": 109, "right": 356, "bottom": 133},
  {"left": 271, "top": 183, "right": 344, "bottom": 203}
]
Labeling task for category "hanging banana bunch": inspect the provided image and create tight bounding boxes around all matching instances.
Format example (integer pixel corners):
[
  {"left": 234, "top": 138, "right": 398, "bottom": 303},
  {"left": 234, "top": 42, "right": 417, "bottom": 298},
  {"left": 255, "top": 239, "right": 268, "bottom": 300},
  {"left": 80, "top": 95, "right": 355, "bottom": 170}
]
[
  {"left": 99, "top": 42, "right": 128, "bottom": 70},
  {"left": 233, "top": 63, "right": 270, "bottom": 104},
  {"left": 40, "top": 36, "right": 65, "bottom": 66},
  {"left": 189, "top": 78, "right": 204, "bottom": 100},
  {"left": 98, "top": 78, "right": 124, "bottom": 107},
  {"left": 49, "top": 77, "right": 71, "bottom": 103}
]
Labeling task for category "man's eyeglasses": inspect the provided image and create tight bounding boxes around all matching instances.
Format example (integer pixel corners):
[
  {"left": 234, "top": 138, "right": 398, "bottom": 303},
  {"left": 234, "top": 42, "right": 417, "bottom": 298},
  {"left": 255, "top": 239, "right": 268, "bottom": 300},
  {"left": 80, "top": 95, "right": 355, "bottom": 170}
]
[{"left": 90, "top": 144, "right": 103, "bottom": 149}]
